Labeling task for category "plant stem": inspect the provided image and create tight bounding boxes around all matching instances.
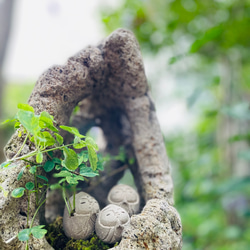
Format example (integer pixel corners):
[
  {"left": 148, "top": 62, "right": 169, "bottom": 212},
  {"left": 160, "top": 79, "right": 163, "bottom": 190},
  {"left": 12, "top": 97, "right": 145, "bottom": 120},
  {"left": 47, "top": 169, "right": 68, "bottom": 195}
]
[
  {"left": 30, "top": 198, "right": 47, "bottom": 228},
  {"left": 12, "top": 132, "right": 30, "bottom": 160},
  {"left": 62, "top": 184, "right": 71, "bottom": 215},
  {"left": 25, "top": 240, "right": 29, "bottom": 250},
  {"left": 9, "top": 144, "right": 74, "bottom": 162},
  {"left": 73, "top": 185, "right": 76, "bottom": 213},
  {"left": 27, "top": 191, "right": 30, "bottom": 228}
]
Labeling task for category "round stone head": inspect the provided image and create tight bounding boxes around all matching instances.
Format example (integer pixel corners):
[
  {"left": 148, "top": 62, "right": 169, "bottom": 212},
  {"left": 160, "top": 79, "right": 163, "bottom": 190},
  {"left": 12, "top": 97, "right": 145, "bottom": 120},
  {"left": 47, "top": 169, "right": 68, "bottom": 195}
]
[
  {"left": 63, "top": 192, "right": 100, "bottom": 240},
  {"left": 95, "top": 204, "right": 130, "bottom": 244},
  {"left": 107, "top": 184, "right": 140, "bottom": 216}
]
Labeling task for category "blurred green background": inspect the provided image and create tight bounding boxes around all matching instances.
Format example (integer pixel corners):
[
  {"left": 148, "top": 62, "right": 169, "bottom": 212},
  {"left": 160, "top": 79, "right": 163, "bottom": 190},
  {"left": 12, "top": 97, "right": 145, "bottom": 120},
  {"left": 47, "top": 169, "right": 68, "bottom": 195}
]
[{"left": 1, "top": 0, "right": 250, "bottom": 249}]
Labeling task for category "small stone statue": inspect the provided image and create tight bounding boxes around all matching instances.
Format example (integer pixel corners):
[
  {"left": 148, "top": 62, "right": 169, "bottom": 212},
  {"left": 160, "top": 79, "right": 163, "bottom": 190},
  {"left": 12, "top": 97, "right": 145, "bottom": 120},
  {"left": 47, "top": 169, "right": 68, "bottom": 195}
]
[
  {"left": 63, "top": 192, "right": 100, "bottom": 240},
  {"left": 95, "top": 204, "right": 130, "bottom": 244},
  {"left": 107, "top": 184, "right": 140, "bottom": 216}
]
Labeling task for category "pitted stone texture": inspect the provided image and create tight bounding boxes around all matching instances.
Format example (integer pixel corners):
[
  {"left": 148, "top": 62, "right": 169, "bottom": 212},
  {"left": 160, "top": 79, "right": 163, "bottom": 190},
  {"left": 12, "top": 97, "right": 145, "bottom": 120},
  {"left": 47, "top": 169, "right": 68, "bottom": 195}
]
[
  {"left": 107, "top": 184, "right": 140, "bottom": 216},
  {"left": 95, "top": 204, "right": 130, "bottom": 244},
  {"left": 110, "top": 199, "right": 182, "bottom": 250},
  {"left": 63, "top": 192, "right": 100, "bottom": 240}
]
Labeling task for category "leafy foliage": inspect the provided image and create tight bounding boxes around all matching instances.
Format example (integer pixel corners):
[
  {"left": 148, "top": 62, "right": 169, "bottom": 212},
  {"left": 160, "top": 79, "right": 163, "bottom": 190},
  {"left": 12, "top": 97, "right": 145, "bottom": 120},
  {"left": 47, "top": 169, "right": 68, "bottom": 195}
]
[{"left": 0, "top": 103, "right": 104, "bottom": 248}]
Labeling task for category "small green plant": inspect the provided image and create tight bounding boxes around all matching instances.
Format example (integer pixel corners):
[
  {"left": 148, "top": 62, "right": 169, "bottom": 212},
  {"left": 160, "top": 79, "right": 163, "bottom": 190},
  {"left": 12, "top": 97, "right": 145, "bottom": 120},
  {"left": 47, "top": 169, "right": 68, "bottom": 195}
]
[{"left": 0, "top": 104, "right": 102, "bottom": 249}]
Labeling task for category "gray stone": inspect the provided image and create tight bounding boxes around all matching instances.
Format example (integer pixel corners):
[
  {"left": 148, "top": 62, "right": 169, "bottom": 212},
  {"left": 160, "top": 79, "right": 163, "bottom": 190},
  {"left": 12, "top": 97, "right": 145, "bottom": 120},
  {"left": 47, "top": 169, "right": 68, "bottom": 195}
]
[
  {"left": 107, "top": 184, "right": 140, "bottom": 216},
  {"left": 95, "top": 204, "right": 130, "bottom": 244},
  {"left": 63, "top": 192, "right": 100, "bottom": 240},
  {"left": 110, "top": 199, "right": 182, "bottom": 250}
]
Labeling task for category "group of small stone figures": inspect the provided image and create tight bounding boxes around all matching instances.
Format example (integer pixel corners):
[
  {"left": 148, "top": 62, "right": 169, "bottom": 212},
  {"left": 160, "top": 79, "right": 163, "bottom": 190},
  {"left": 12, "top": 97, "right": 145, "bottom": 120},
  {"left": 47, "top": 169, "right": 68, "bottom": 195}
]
[{"left": 63, "top": 184, "right": 140, "bottom": 244}]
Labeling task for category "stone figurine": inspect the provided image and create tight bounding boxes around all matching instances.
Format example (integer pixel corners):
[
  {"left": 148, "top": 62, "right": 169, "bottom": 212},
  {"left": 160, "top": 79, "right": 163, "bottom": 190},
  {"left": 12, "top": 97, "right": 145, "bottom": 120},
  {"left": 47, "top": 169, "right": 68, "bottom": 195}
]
[
  {"left": 107, "top": 184, "right": 140, "bottom": 216},
  {"left": 95, "top": 204, "right": 130, "bottom": 244},
  {"left": 63, "top": 192, "right": 100, "bottom": 240}
]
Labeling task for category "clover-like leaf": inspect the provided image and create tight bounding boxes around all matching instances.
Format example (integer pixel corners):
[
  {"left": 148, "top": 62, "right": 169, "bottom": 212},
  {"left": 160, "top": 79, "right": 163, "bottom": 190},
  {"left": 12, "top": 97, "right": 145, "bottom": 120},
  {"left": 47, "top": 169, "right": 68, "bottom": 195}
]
[
  {"left": 18, "top": 228, "right": 31, "bottom": 241},
  {"left": 17, "top": 103, "right": 34, "bottom": 113},
  {"left": 54, "top": 133, "right": 63, "bottom": 145},
  {"left": 11, "top": 187, "right": 25, "bottom": 198},
  {"left": 37, "top": 175, "right": 48, "bottom": 182},
  {"left": 39, "top": 111, "right": 58, "bottom": 132},
  {"left": 60, "top": 125, "right": 85, "bottom": 138},
  {"left": 17, "top": 166, "right": 26, "bottom": 181},
  {"left": 87, "top": 145, "right": 98, "bottom": 171},
  {"left": 77, "top": 150, "right": 88, "bottom": 165},
  {"left": 86, "top": 136, "right": 99, "bottom": 151},
  {"left": 25, "top": 182, "right": 35, "bottom": 191},
  {"left": 17, "top": 109, "right": 40, "bottom": 135},
  {"left": 73, "top": 137, "right": 86, "bottom": 149},
  {"left": 29, "top": 166, "right": 37, "bottom": 174},
  {"left": 31, "top": 225, "right": 47, "bottom": 239},
  {"left": 62, "top": 147, "right": 79, "bottom": 171},
  {"left": 53, "top": 170, "right": 72, "bottom": 178},
  {"left": 43, "top": 161, "right": 55, "bottom": 173},
  {"left": 66, "top": 174, "right": 84, "bottom": 185},
  {"left": 36, "top": 151, "right": 43, "bottom": 163},
  {"left": 79, "top": 164, "right": 99, "bottom": 177}
]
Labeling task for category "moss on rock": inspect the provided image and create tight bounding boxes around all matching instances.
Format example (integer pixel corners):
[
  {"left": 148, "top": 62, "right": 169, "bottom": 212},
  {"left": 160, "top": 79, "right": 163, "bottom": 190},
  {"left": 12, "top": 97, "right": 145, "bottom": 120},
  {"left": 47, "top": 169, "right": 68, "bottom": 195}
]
[{"left": 46, "top": 217, "right": 118, "bottom": 250}]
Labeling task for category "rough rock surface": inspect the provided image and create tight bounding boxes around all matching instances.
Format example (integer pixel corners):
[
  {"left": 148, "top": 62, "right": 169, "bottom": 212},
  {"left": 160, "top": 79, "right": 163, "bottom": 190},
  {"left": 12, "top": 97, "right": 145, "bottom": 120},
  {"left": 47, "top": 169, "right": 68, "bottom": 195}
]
[
  {"left": 111, "top": 199, "right": 182, "bottom": 250},
  {"left": 0, "top": 28, "right": 182, "bottom": 249}
]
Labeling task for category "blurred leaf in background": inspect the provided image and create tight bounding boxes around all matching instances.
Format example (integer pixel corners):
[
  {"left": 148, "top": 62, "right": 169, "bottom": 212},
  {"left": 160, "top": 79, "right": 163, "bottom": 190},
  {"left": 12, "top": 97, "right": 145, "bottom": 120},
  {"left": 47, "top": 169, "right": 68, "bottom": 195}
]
[{"left": 100, "top": 0, "right": 250, "bottom": 249}]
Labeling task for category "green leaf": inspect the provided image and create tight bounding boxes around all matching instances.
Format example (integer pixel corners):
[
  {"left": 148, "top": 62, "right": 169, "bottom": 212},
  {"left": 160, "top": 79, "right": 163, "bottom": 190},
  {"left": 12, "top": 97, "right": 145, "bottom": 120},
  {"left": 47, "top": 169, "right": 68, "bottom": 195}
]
[
  {"left": 86, "top": 136, "right": 99, "bottom": 151},
  {"left": 43, "top": 161, "right": 55, "bottom": 172},
  {"left": 87, "top": 145, "right": 98, "bottom": 171},
  {"left": 62, "top": 148, "right": 79, "bottom": 171},
  {"left": 11, "top": 187, "right": 25, "bottom": 198},
  {"left": 25, "top": 182, "right": 34, "bottom": 190},
  {"left": 17, "top": 166, "right": 26, "bottom": 181},
  {"left": 36, "top": 131, "right": 56, "bottom": 147},
  {"left": 36, "top": 151, "right": 43, "bottom": 163},
  {"left": 18, "top": 228, "right": 31, "bottom": 241},
  {"left": 96, "top": 161, "right": 104, "bottom": 171},
  {"left": 54, "top": 133, "right": 63, "bottom": 145},
  {"left": 18, "top": 103, "right": 34, "bottom": 113},
  {"left": 73, "top": 137, "right": 86, "bottom": 149},
  {"left": 37, "top": 175, "right": 48, "bottom": 182},
  {"left": 14, "top": 121, "right": 21, "bottom": 129},
  {"left": 29, "top": 166, "right": 37, "bottom": 174},
  {"left": 52, "top": 157, "right": 61, "bottom": 164},
  {"left": 31, "top": 225, "right": 47, "bottom": 239},
  {"left": 39, "top": 111, "right": 58, "bottom": 132},
  {"left": 58, "top": 178, "right": 66, "bottom": 184},
  {"left": 77, "top": 151, "right": 88, "bottom": 165},
  {"left": 0, "top": 161, "right": 11, "bottom": 168},
  {"left": 66, "top": 174, "right": 85, "bottom": 185},
  {"left": 53, "top": 171, "right": 72, "bottom": 178},
  {"left": 17, "top": 110, "right": 40, "bottom": 135},
  {"left": 66, "top": 176, "right": 79, "bottom": 185},
  {"left": 50, "top": 183, "right": 61, "bottom": 190},
  {"left": 55, "top": 164, "right": 62, "bottom": 171},
  {"left": 60, "top": 125, "right": 85, "bottom": 138},
  {"left": 79, "top": 164, "right": 99, "bottom": 177}
]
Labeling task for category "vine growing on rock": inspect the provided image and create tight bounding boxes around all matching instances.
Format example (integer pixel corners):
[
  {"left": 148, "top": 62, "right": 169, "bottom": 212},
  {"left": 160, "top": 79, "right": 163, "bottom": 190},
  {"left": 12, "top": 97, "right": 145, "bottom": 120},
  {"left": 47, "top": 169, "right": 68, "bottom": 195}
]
[{"left": 0, "top": 103, "right": 103, "bottom": 249}]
